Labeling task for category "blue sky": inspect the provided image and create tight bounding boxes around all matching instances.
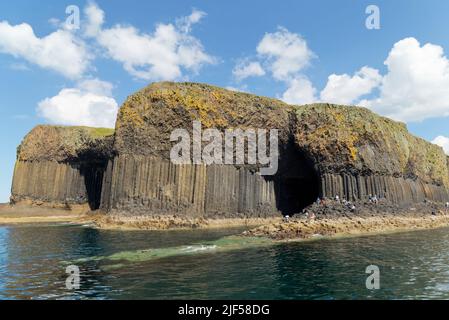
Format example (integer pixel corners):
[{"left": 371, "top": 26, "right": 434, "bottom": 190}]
[{"left": 1, "top": 0, "right": 449, "bottom": 202}]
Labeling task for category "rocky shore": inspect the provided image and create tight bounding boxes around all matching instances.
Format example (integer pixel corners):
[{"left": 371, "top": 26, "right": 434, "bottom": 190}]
[
  {"left": 243, "top": 200, "right": 449, "bottom": 241},
  {"left": 85, "top": 213, "right": 280, "bottom": 230},
  {"left": 3, "top": 201, "right": 449, "bottom": 245}
]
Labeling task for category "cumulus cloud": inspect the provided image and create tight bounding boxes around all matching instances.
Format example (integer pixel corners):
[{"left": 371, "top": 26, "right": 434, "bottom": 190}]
[
  {"left": 84, "top": 3, "right": 215, "bottom": 81},
  {"left": 233, "top": 31, "right": 449, "bottom": 123},
  {"left": 281, "top": 77, "right": 317, "bottom": 104},
  {"left": 361, "top": 37, "right": 449, "bottom": 122},
  {"left": 232, "top": 61, "right": 265, "bottom": 81},
  {"left": 320, "top": 66, "right": 382, "bottom": 105},
  {"left": 0, "top": 21, "right": 90, "bottom": 79},
  {"left": 37, "top": 79, "right": 118, "bottom": 128},
  {"left": 256, "top": 27, "right": 314, "bottom": 81},
  {"left": 231, "top": 27, "right": 317, "bottom": 104},
  {"left": 432, "top": 136, "right": 449, "bottom": 155}
]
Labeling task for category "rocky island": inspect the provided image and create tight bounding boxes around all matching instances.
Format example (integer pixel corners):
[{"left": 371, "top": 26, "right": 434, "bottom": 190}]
[{"left": 2, "top": 82, "right": 449, "bottom": 239}]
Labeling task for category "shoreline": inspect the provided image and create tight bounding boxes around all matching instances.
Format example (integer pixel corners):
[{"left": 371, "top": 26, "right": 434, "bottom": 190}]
[
  {"left": 0, "top": 204, "right": 86, "bottom": 225},
  {"left": 2, "top": 204, "right": 449, "bottom": 243},
  {"left": 85, "top": 213, "right": 282, "bottom": 231},
  {"left": 244, "top": 213, "right": 449, "bottom": 242}
]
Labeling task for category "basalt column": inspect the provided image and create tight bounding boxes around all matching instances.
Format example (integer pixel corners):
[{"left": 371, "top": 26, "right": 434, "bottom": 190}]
[
  {"left": 101, "top": 81, "right": 294, "bottom": 217},
  {"left": 11, "top": 125, "right": 114, "bottom": 210},
  {"left": 295, "top": 104, "right": 449, "bottom": 205}
]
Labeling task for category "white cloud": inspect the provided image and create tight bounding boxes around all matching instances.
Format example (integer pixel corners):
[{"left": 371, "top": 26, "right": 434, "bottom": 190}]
[
  {"left": 432, "top": 136, "right": 449, "bottom": 155},
  {"left": 231, "top": 27, "right": 316, "bottom": 103},
  {"left": 361, "top": 37, "right": 449, "bottom": 122},
  {"left": 256, "top": 27, "right": 314, "bottom": 81},
  {"left": 85, "top": 3, "right": 215, "bottom": 81},
  {"left": 320, "top": 66, "right": 382, "bottom": 105},
  {"left": 232, "top": 61, "right": 265, "bottom": 81},
  {"left": 84, "top": 1, "right": 105, "bottom": 38},
  {"left": 0, "top": 21, "right": 90, "bottom": 79},
  {"left": 77, "top": 78, "right": 114, "bottom": 96},
  {"left": 37, "top": 79, "right": 118, "bottom": 128},
  {"left": 281, "top": 77, "right": 317, "bottom": 105},
  {"left": 176, "top": 9, "right": 206, "bottom": 33},
  {"left": 233, "top": 32, "right": 449, "bottom": 123}
]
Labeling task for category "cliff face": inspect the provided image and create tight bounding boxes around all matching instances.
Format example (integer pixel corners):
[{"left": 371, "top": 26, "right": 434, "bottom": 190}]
[
  {"left": 294, "top": 104, "right": 449, "bottom": 204},
  {"left": 100, "top": 82, "right": 449, "bottom": 217},
  {"left": 12, "top": 125, "right": 114, "bottom": 210},
  {"left": 113, "top": 82, "right": 293, "bottom": 158},
  {"left": 102, "top": 82, "right": 291, "bottom": 217},
  {"left": 11, "top": 82, "right": 449, "bottom": 217}
]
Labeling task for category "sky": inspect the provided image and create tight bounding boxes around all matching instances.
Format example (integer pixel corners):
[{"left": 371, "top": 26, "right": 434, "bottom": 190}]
[{"left": 1, "top": 0, "right": 449, "bottom": 202}]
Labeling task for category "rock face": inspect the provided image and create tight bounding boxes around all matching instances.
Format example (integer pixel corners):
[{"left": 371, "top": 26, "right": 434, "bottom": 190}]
[
  {"left": 101, "top": 82, "right": 293, "bottom": 217},
  {"left": 100, "top": 82, "right": 449, "bottom": 217},
  {"left": 294, "top": 105, "right": 449, "bottom": 204},
  {"left": 10, "top": 82, "right": 449, "bottom": 217},
  {"left": 11, "top": 125, "right": 114, "bottom": 210}
]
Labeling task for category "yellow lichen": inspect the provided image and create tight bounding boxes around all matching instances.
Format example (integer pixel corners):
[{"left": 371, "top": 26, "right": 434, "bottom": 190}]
[{"left": 119, "top": 103, "right": 145, "bottom": 128}]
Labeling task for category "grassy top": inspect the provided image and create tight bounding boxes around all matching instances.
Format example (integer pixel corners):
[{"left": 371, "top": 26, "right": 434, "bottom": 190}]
[{"left": 35, "top": 125, "right": 115, "bottom": 138}]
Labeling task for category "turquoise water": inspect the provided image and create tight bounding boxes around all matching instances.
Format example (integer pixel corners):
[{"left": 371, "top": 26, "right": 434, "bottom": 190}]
[{"left": 1, "top": 223, "right": 449, "bottom": 299}]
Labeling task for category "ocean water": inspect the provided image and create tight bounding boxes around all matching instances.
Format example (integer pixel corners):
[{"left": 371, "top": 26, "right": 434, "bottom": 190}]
[{"left": 1, "top": 222, "right": 449, "bottom": 300}]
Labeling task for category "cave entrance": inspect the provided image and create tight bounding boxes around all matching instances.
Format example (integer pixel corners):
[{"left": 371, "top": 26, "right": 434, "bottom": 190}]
[
  {"left": 277, "top": 177, "right": 319, "bottom": 215},
  {"left": 274, "top": 141, "right": 320, "bottom": 216},
  {"left": 81, "top": 164, "right": 106, "bottom": 211}
]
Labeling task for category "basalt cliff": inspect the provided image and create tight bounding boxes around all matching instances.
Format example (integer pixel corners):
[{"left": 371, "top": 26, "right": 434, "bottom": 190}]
[
  {"left": 11, "top": 125, "right": 114, "bottom": 211},
  {"left": 9, "top": 82, "right": 449, "bottom": 218}
]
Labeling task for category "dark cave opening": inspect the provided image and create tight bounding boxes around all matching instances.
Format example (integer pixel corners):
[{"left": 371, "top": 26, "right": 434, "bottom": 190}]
[
  {"left": 80, "top": 164, "right": 107, "bottom": 211},
  {"left": 273, "top": 140, "right": 320, "bottom": 216}
]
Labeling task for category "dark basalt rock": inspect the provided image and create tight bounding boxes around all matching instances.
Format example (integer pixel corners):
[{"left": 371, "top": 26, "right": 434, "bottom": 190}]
[
  {"left": 11, "top": 125, "right": 114, "bottom": 210},
  {"left": 10, "top": 82, "right": 449, "bottom": 217}
]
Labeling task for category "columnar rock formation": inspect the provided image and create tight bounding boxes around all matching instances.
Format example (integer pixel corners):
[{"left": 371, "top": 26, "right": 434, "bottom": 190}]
[
  {"left": 294, "top": 105, "right": 449, "bottom": 204},
  {"left": 11, "top": 126, "right": 114, "bottom": 210},
  {"left": 10, "top": 82, "right": 449, "bottom": 217},
  {"left": 100, "top": 82, "right": 293, "bottom": 217}
]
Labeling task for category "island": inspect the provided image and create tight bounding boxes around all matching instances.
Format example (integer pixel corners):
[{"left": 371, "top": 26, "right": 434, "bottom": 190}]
[{"left": 2, "top": 82, "right": 449, "bottom": 239}]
